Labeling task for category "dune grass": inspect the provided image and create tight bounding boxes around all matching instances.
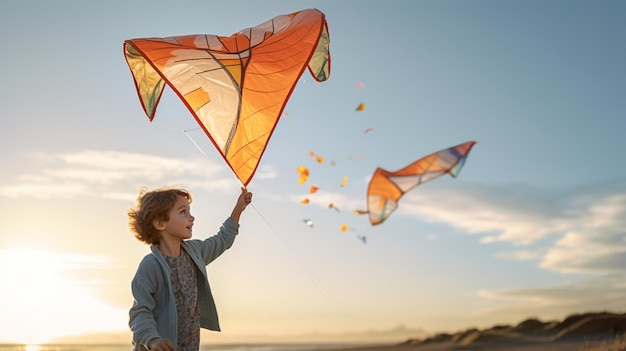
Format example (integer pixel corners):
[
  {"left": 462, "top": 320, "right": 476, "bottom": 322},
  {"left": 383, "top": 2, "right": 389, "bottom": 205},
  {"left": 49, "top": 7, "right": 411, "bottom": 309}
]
[{"left": 578, "top": 334, "right": 626, "bottom": 351}]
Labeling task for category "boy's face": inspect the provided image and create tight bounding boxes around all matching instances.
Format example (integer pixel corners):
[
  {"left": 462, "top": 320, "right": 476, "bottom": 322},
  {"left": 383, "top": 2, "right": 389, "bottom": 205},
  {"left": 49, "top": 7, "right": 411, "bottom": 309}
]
[{"left": 161, "top": 195, "right": 194, "bottom": 241}]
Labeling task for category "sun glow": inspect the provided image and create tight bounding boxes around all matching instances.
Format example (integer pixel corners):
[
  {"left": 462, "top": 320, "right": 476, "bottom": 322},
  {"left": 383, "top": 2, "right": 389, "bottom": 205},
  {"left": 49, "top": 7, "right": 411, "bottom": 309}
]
[{"left": 0, "top": 247, "right": 127, "bottom": 344}]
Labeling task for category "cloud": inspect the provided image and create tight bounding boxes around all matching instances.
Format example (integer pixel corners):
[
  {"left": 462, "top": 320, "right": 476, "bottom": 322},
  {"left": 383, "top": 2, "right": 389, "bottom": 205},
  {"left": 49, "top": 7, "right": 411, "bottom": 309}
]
[
  {"left": 494, "top": 249, "right": 544, "bottom": 261},
  {"left": 399, "top": 184, "right": 568, "bottom": 245},
  {"left": 254, "top": 165, "right": 279, "bottom": 179},
  {"left": 474, "top": 274, "right": 626, "bottom": 322},
  {"left": 397, "top": 181, "right": 626, "bottom": 275},
  {"left": 0, "top": 150, "right": 233, "bottom": 201}
]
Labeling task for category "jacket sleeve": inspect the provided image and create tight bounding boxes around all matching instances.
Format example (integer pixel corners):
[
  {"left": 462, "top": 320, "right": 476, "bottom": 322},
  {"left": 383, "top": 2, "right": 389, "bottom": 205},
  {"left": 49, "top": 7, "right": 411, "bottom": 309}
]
[
  {"left": 129, "top": 257, "right": 162, "bottom": 348},
  {"left": 198, "top": 217, "right": 239, "bottom": 265}
]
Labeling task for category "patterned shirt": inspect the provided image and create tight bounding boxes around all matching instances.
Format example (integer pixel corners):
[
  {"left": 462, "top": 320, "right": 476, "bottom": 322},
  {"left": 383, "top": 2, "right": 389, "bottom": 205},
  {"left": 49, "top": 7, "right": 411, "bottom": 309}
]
[{"left": 165, "top": 249, "right": 200, "bottom": 351}]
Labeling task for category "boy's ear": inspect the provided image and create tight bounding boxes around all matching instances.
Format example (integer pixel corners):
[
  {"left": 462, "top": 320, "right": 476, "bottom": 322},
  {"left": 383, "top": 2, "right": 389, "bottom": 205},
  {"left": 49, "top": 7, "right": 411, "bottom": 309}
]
[{"left": 153, "top": 219, "right": 166, "bottom": 231}]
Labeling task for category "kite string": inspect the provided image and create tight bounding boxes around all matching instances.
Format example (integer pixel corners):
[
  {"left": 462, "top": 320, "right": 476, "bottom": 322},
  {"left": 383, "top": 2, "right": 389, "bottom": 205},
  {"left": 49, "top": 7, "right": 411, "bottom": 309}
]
[
  {"left": 248, "top": 203, "right": 349, "bottom": 319},
  {"left": 151, "top": 122, "right": 209, "bottom": 158},
  {"left": 183, "top": 132, "right": 209, "bottom": 159},
  {"left": 159, "top": 121, "right": 350, "bottom": 319}
]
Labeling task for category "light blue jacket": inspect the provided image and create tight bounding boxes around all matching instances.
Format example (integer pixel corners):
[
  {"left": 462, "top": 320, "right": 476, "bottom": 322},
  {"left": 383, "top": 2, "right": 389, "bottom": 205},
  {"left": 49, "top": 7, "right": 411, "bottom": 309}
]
[{"left": 129, "top": 218, "right": 239, "bottom": 350}]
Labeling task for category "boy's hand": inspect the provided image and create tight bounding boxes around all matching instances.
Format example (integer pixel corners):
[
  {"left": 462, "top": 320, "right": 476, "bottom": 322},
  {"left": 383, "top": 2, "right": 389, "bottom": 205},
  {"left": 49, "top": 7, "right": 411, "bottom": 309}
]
[
  {"left": 230, "top": 187, "right": 252, "bottom": 223},
  {"left": 239, "top": 187, "right": 253, "bottom": 209},
  {"left": 148, "top": 337, "right": 176, "bottom": 351}
]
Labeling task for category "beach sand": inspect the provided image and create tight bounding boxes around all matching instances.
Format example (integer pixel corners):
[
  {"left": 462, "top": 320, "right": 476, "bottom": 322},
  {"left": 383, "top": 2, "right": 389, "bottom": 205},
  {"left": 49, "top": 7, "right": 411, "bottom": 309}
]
[{"left": 317, "top": 340, "right": 602, "bottom": 351}]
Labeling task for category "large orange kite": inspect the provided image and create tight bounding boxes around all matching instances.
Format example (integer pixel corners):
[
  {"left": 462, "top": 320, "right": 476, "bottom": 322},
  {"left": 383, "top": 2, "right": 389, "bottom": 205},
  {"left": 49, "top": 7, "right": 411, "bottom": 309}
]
[{"left": 123, "top": 9, "right": 331, "bottom": 185}]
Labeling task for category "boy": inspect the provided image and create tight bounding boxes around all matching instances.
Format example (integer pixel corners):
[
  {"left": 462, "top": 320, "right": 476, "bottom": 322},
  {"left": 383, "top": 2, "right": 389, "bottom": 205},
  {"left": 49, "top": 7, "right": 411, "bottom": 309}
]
[{"left": 128, "top": 186, "right": 252, "bottom": 351}]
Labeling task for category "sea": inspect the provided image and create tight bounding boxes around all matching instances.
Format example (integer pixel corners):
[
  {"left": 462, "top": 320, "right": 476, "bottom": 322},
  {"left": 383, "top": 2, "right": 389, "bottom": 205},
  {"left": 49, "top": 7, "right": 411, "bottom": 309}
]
[{"left": 0, "top": 343, "right": 375, "bottom": 351}]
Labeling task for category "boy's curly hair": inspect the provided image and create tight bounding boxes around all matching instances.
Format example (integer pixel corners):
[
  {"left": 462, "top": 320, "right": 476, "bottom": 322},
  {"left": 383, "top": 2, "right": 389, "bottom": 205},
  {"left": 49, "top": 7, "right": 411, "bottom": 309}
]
[{"left": 127, "top": 187, "right": 192, "bottom": 245}]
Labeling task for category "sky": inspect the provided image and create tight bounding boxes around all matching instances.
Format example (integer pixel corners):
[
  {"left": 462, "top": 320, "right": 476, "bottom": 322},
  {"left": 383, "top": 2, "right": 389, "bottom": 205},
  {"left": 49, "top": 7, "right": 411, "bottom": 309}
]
[{"left": 1, "top": 0, "right": 625, "bottom": 346}]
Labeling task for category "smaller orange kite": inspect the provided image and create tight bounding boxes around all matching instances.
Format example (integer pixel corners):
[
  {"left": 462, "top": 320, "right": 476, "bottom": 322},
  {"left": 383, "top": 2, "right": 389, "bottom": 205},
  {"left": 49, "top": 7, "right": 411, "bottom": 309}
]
[{"left": 364, "top": 141, "right": 476, "bottom": 225}]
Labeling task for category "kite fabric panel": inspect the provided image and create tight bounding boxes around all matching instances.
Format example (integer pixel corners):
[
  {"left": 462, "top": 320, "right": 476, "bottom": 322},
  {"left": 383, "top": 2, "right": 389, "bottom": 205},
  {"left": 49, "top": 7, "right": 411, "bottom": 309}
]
[
  {"left": 123, "top": 9, "right": 331, "bottom": 185},
  {"left": 365, "top": 141, "right": 476, "bottom": 226}
]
